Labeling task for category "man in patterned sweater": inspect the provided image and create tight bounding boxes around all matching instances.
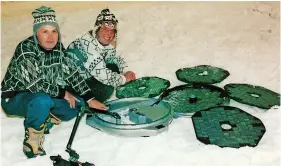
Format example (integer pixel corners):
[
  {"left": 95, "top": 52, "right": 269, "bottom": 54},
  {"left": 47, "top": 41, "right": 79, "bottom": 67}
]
[
  {"left": 66, "top": 8, "right": 136, "bottom": 102},
  {"left": 1, "top": 6, "right": 107, "bottom": 159}
]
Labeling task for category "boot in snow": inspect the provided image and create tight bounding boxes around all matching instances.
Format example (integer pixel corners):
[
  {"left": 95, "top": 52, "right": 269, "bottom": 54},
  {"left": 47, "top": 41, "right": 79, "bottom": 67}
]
[{"left": 23, "top": 126, "right": 46, "bottom": 158}]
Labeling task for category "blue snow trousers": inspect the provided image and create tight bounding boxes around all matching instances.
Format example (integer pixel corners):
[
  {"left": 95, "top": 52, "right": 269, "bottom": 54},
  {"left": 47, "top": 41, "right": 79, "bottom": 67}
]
[{"left": 1, "top": 92, "right": 85, "bottom": 130}]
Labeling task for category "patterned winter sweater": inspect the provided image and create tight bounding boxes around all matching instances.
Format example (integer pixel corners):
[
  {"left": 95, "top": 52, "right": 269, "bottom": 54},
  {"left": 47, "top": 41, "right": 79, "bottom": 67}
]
[
  {"left": 1, "top": 36, "right": 93, "bottom": 101},
  {"left": 66, "top": 31, "right": 128, "bottom": 89}
]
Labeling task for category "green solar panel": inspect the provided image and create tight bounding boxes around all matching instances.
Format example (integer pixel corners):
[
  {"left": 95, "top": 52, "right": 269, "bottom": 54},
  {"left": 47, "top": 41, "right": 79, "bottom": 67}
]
[
  {"left": 176, "top": 65, "right": 229, "bottom": 84},
  {"left": 163, "top": 84, "right": 229, "bottom": 117},
  {"left": 224, "top": 83, "right": 280, "bottom": 109},
  {"left": 116, "top": 77, "right": 170, "bottom": 99},
  {"left": 192, "top": 106, "right": 266, "bottom": 148}
]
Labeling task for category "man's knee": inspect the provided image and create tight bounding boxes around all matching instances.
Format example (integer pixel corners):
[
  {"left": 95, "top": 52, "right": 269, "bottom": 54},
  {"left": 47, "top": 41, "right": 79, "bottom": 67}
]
[
  {"left": 27, "top": 93, "right": 54, "bottom": 120},
  {"left": 61, "top": 97, "right": 87, "bottom": 121},
  {"left": 60, "top": 97, "right": 85, "bottom": 121},
  {"left": 29, "top": 93, "right": 54, "bottom": 109}
]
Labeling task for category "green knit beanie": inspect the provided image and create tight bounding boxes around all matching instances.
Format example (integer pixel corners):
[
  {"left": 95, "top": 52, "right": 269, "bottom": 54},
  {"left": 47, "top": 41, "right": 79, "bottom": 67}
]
[{"left": 32, "top": 6, "right": 61, "bottom": 44}]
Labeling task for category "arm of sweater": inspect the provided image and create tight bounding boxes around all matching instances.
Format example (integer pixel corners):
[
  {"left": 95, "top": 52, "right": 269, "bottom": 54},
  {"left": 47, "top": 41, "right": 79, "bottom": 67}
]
[
  {"left": 68, "top": 39, "right": 126, "bottom": 88},
  {"left": 84, "top": 49, "right": 126, "bottom": 88},
  {"left": 62, "top": 54, "right": 94, "bottom": 102},
  {"left": 104, "top": 49, "right": 128, "bottom": 74}
]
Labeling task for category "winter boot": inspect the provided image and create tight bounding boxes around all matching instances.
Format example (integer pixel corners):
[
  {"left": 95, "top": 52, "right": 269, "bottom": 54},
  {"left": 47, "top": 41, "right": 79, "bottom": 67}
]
[
  {"left": 44, "top": 112, "right": 62, "bottom": 134},
  {"left": 23, "top": 126, "right": 46, "bottom": 158}
]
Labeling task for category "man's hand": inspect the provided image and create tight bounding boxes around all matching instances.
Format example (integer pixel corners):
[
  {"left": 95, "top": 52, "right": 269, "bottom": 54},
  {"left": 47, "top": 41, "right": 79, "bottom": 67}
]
[
  {"left": 124, "top": 71, "right": 136, "bottom": 82},
  {"left": 87, "top": 99, "right": 108, "bottom": 111},
  {"left": 64, "top": 91, "right": 80, "bottom": 108}
]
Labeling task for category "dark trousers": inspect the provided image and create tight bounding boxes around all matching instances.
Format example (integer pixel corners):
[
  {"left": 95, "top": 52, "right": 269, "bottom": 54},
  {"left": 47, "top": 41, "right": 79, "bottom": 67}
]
[{"left": 1, "top": 92, "right": 84, "bottom": 130}]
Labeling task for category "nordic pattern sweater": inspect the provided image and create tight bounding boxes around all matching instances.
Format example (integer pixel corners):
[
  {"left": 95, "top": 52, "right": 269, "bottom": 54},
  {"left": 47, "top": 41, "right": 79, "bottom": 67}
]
[
  {"left": 1, "top": 36, "right": 93, "bottom": 101},
  {"left": 66, "top": 31, "right": 128, "bottom": 89}
]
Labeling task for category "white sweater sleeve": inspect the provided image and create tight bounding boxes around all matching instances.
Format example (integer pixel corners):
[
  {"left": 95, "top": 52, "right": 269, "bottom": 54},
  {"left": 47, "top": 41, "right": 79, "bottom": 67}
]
[
  {"left": 104, "top": 49, "right": 128, "bottom": 74},
  {"left": 82, "top": 40, "right": 126, "bottom": 88}
]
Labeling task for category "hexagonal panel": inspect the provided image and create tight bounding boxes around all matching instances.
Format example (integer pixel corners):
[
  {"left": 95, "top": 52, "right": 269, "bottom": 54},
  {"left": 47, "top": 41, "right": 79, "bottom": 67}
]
[
  {"left": 116, "top": 77, "right": 170, "bottom": 99},
  {"left": 192, "top": 106, "right": 266, "bottom": 148},
  {"left": 176, "top": 65, "right": 230, "bottom": 84},
  {"left": 224, "top": 83, "right": 280, "bottom": 109},
  {"left": 162, "top": 84, "right": 229, "bottom": 117}
]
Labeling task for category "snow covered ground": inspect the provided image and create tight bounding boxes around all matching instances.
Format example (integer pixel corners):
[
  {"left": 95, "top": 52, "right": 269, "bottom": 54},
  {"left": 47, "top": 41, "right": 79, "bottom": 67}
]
[{"left": 1, "top": 2, "right": 280, "bottom": 166}]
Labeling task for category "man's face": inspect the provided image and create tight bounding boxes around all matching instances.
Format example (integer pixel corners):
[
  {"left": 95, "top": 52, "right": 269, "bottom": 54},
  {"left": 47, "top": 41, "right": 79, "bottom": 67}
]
[
  {"left": 37, "top": 25, "right": 58, "bottom": 50},
  {"left": 97, "top": 25, "right": 116, "bottom": 46}
]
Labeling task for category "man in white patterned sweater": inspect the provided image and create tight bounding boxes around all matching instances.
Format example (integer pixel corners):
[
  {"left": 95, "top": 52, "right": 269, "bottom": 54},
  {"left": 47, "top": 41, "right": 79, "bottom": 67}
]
[{"left": 66, "top": 8, "right": 136, "bottom": 102}]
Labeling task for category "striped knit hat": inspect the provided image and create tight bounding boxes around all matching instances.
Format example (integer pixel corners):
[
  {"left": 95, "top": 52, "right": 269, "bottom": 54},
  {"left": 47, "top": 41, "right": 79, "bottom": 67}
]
[
  {"left": 32, "top": 6, "right": 61, "bottom": 44},
  {"left": 95, "top": 8, "right": 118, "bottom": 30},
  {"left": 94, "top": 8, "right": 119, "bottom": 47}
]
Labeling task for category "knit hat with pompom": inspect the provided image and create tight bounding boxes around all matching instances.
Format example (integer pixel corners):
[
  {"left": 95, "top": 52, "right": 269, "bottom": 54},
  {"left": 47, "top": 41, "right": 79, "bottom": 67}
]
[{"left": 32, "top": 6, "right": 61, "bottom": 44}]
